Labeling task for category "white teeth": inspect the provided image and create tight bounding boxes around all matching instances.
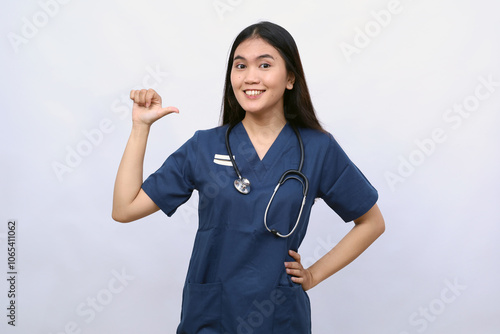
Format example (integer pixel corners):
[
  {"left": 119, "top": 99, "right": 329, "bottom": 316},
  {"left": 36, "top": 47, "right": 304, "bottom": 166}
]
[{"left": 245, "top": 90, "right": 264, "bottom": 96}]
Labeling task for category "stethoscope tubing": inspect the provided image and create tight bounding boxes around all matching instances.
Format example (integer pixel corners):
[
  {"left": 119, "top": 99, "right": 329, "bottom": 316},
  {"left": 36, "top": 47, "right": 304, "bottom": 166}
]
[
  {"left": 225, "top": 123, "right": 309, "bottom": 238},
  {"left": 225, "top": 124, "right": 243, "bottom": 180}
]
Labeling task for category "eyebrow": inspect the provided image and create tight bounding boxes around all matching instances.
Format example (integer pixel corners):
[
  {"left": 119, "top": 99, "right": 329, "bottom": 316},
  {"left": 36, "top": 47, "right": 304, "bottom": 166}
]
[{"left": 233, "top": 54, "right": 275, "bottom": 61}]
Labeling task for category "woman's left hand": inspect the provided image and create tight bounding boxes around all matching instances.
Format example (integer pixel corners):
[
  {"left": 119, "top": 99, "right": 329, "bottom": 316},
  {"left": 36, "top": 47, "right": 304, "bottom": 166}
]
[{"left": 285, "top": 250, "right": 315, "bottom": 291}]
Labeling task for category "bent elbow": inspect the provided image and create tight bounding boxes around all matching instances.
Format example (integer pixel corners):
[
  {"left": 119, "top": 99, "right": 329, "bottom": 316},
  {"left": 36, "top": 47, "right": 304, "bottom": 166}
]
[
  {"left": 112, "top": 209, "right": 132, "bottom": 223},
  {"left": 375, "top": 216, "right": 386, "bottom": 237}
]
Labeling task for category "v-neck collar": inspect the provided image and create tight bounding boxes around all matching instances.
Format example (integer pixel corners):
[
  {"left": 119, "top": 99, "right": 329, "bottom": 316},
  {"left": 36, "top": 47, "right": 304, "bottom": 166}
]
[{"left": 231, "top": 122, "right": 294, "bottom": 181}]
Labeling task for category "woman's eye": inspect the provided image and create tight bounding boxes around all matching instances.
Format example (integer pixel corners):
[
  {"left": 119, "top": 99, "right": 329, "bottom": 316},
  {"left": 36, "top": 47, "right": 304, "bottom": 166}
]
[
  {"left": 235, "top": 64, "right": 246, "bottom": 69},
  {"left": 260, "top": 63, "right": 271, "bottom": 69}
]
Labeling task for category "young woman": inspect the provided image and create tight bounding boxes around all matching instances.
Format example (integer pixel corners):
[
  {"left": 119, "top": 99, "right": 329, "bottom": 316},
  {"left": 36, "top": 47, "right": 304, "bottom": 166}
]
[{"left": 113, "top": 21, "right": 385, "bottom": 333}]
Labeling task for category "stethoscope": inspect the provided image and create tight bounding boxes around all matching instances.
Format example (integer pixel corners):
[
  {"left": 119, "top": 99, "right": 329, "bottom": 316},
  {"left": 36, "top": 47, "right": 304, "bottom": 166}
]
[{"left": 225, "top": 123, "right": 309, "bottom": 238}]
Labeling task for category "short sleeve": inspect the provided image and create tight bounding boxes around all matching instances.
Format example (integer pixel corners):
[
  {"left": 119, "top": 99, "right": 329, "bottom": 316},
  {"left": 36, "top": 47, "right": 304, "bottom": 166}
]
[
  {"left": 319, "top": 134, "right": 378, "bottom": 222},
  {"left": 141, "top": 131, "right": 199, "bottom": 217}
]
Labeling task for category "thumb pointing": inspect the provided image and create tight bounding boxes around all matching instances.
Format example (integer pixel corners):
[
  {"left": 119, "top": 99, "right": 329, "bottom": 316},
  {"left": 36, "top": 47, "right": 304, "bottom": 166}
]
[{"left": 157, "top": 106, "right": 180, "bottom": 118}]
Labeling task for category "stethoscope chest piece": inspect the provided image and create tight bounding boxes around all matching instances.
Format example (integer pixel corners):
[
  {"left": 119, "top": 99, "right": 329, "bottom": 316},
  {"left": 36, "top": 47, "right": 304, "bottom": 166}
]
[{"left": 234, "top": 177, "right": 251, "bottom": 195}]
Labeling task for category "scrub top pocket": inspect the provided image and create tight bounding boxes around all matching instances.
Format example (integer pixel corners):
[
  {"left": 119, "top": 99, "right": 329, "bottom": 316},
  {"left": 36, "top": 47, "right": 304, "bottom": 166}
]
[
  {"left": 177, "top": 282, "right": 222, "bottom": 334},
  {"left": 272, "top": 284, "right": 312, "bottom": 333}
]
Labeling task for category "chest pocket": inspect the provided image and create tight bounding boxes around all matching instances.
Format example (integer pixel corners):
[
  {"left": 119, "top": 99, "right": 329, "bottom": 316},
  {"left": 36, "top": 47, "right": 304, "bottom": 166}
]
[{"left": 197, "top": 155, "right": 237, "bottom": 230}]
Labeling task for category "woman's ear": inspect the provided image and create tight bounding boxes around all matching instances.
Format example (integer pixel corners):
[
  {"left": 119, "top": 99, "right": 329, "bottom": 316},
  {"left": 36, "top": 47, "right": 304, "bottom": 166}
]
[{"left": 287, "top": 73, "right": 295, "bottom": 90}]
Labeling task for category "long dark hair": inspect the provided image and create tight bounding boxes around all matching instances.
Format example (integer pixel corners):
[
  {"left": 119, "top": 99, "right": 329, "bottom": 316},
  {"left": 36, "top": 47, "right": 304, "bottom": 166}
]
[{"left": 220, "top": 21, "right": 324, "bottom": 131}]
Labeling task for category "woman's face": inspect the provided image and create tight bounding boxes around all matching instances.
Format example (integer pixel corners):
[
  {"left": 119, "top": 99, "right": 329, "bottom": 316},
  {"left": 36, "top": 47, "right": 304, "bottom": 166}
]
[{"left": 230, "top": 38, "right": 294, "bottom": 119}]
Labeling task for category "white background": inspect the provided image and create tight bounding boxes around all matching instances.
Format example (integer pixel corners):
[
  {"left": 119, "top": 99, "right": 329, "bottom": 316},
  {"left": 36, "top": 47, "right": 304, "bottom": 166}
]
[{"left": 1, "top": 0, "right": 499, "bottom": 333}]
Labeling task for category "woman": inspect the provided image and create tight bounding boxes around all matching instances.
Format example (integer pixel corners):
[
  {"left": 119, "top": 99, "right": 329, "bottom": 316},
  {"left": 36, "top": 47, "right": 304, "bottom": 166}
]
[{"left": 113, "top": 21, "right": 385, "bottom": 333}]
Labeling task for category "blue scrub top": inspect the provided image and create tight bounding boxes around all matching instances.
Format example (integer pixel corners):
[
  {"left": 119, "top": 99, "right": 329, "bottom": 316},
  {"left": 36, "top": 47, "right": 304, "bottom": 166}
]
[{"left": 142, "top": 122, "right": 378, "bottom": 333}]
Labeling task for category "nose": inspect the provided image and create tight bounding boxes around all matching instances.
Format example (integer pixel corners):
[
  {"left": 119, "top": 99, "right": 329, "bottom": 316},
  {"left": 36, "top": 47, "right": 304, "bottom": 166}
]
[{"left": 244, "top": 67, "right": 260, "bottom": 85}]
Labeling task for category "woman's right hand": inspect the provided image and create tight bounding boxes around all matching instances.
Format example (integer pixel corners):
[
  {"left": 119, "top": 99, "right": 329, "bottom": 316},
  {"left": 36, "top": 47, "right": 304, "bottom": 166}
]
[{"left": 130, "top": 88, "right": 179, "bottom": 126}]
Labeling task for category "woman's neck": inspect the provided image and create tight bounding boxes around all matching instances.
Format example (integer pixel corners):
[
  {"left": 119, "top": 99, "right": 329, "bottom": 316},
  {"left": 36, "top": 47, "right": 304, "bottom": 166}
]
[
  {"left": 241, "top": 111, "right": 286, "bottom": 138},
  {"left": 241, "top": 112, "right": 286, "bottom": 160}
]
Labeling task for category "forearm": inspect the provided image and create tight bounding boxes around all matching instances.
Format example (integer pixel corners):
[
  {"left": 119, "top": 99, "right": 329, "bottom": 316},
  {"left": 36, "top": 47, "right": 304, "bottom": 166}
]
[
  {"left": 307, "top": 205, "right": 385, "bottom": 289},
  {"left": 112, "top": 124, "right": 151, "bottom": 219}
]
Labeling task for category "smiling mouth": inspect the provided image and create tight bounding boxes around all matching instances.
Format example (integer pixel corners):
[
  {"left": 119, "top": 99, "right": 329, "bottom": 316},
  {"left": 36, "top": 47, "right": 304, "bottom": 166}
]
[{"left": 244, "top": 90, "right": 265, "bottom": 96}]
